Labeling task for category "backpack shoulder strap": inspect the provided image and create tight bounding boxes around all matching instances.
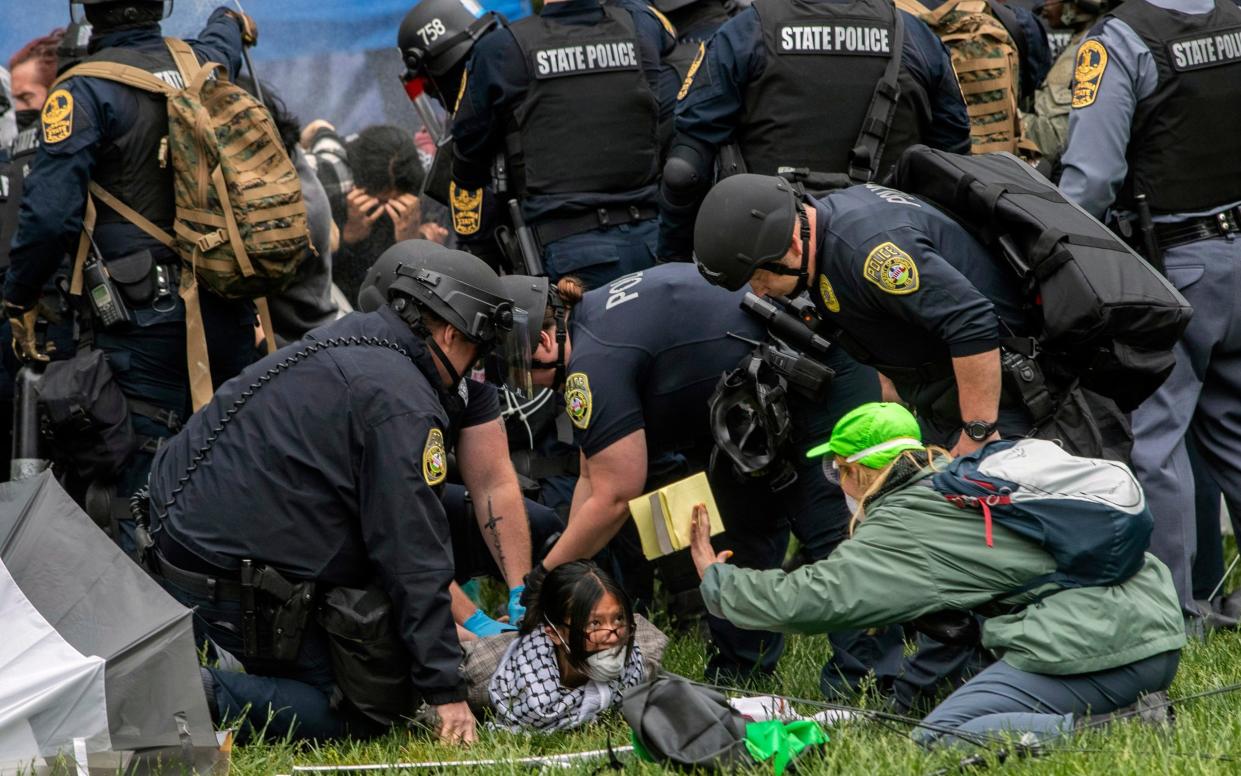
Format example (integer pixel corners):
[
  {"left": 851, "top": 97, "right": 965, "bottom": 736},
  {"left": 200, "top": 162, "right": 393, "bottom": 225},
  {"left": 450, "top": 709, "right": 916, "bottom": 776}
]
[
  {"left": 51, "top": 62, "right": 175, "bottom": 95},
  {"left": 984, "top": 0, "right": 1028, "bottom": 65},
  {"left": 895, "top": 0, "right": 931, "bottom": 16},
  {"left": 163, "top": 37, "right": 202, "bottom": 82},
  {"left": 88, "top": 182, "right": 176, "bottom": 248}
]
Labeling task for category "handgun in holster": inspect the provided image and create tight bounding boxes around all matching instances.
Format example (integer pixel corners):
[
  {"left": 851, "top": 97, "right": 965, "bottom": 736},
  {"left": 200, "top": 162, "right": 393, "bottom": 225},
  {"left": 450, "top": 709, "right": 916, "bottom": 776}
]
[{"left": 240, "top": 559, "right": 317, "bottom": 662}]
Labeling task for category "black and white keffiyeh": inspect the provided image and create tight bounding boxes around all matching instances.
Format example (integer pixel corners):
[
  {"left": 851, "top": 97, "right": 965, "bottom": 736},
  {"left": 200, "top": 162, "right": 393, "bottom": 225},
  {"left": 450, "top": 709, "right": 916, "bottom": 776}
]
[{"left": 487, "top": 629, "right": 645, "bottom": 733}]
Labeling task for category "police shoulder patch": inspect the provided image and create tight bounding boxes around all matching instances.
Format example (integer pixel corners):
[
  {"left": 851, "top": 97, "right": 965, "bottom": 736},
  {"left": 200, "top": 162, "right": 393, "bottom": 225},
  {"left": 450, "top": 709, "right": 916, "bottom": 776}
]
[
  {"left": 818, "top": 273, "right": 841, "bottom": 313},
  {"left": 41, "top": 89, "right": 75, "bottom": 145},
  {"left": 677, "top": 42, "right": 706, "bottom": 101},
  {"left": 423, "top": 427, "right": 448, "bottom": 486},
  {"left": 450, "top": 182, "right": 483, "bottom": 235},
  {"left": 862, "top": 242, "right": 920, "bottom": 295},
  {"left": 1071, "top": 39, "right": 1108, "bottom": 109},
  {"left": 564, "top": 372, "right": 592, "bottom": 430}
]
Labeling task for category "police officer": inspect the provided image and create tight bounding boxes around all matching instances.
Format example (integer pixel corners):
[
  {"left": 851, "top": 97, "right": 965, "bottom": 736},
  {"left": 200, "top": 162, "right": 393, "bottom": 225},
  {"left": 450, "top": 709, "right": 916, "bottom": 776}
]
[
  {"left": 146, "top": 241, "right": 514, "bottom": 742},
  {"left": 449, "top": 0, "right": 680, "bottom": 288},
  {"left": 694, "top": 174, "right": 1049, "bottom": 456},
  {"left": 1058, "top": 0, "right": 1241, "bottom": 622},
  {"left": 2, "top": 1, "right": 258, "bottom": 545},
  {"left": 356, "top": 250, "right": 568, "bottom": 634},
  {"left": 657, "top": 0, "right": 737, "bottom": 43},
  {"left": 657, "top": 0, "right": 972, "bottom": 259},
  {"left": 1021, "top": 0, "right": 1110, "bottom": 161},
  {"left": 501, "top": 264, "right": 883, "bottom": 683}
]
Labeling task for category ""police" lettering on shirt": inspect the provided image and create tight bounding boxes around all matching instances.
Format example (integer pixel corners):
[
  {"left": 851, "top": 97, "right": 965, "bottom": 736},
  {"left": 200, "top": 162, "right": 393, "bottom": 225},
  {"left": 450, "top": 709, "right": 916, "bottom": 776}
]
[
  {"left": 533, "top": 40, "right": 638, "bottom": 78},
  {"left": 778, "top": 24, "right": 889, "bottom": 55},
  {"left": 1169, "top": 26, "right": 1241, "bottom": 72}
]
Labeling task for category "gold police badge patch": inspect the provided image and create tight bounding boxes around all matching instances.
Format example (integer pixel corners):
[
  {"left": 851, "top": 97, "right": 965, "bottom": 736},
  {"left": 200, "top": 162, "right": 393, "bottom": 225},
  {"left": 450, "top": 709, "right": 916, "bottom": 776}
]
[
  {"left": 1072, "top": 40, "right": 1108, "bottom": 109},
  {"left": 862, "top": 242, "right": 920, "bottom": 295},
  {"left": 450, "top": 183, "right": 483, "bottom": 235},
  {"left": 818, "top": 274, "right": 841, "bottom": 313},
  {"left": 42, "top": 89, "right": 74, "bottom": 144},
  {"left": 564, "top": 372, "right": 592, "bottom": 430},
  {"left": 422, "top": 427, "right": 448, "bottom": 486}
]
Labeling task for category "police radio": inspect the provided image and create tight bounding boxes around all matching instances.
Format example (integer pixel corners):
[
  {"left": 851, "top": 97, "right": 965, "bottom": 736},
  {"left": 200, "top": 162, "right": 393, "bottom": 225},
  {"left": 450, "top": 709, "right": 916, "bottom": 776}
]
[{"left": 81, "top": 255, "right": 131, "bottom": 329}]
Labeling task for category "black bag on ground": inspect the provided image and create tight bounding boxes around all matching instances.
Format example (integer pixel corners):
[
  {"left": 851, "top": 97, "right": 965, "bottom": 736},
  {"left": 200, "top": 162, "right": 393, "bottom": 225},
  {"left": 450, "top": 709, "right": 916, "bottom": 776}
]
[
  {"left": 316, "top": 585, "right": 417, "bottom": 729},
  {"left": 38, "top": 349, "right": 135, "bottom": 480},
  {"left": 891, "top": 145, "right": 1193, "bottom": 411},
  {"left": 623, "top": 674, "right": 754, "bottom": 770}
]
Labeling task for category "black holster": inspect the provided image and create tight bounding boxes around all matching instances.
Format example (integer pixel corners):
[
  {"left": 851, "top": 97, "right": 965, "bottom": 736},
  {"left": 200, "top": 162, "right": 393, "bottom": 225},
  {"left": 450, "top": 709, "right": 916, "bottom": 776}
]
[{"left": 239, "top": 559, "right": 316, "bottom": 662}]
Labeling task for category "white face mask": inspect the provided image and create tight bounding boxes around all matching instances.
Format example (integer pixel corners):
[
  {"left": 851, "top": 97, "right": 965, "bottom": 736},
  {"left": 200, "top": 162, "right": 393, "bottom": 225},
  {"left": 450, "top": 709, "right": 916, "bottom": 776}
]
[
  {"left": 845, "top": 494, "right": 860, "bottom": 515},
  {"left": 583, "top": 645, "right": 627, "bottom": 682}
]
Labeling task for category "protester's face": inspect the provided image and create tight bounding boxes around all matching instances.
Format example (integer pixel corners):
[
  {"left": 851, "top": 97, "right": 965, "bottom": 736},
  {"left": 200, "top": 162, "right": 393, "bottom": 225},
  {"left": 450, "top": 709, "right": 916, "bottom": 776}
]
[
  {"left": 582, "top": 592, "right": 629, "bottom": 652},
  {"left": 10, "top": 60, "right": 48, "bottom": 112},
  {"left": 837, "top": 458, "right": 868, "bottom": 501}
]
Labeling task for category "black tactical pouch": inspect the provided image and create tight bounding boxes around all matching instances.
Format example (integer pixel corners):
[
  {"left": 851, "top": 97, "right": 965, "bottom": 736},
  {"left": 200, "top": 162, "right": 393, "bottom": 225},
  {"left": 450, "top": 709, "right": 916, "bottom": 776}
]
[
  {"left": 38, "top": 349, "right": 136, "bottom": 480},
  {"left": 107, "top": 249, "right": 156, "bottom": 307},
  {"left": 239, "top": 560, "right": 316, "bottom": 662},
  {"left": 317, "top": 585, "right": 417, "bottom": 728}
]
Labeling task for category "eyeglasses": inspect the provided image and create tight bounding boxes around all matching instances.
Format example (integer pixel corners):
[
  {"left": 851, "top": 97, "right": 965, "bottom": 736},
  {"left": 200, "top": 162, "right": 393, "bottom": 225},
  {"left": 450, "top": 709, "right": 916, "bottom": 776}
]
[{"left": 585, "top": 621, "right": 631, "bottom": 644}]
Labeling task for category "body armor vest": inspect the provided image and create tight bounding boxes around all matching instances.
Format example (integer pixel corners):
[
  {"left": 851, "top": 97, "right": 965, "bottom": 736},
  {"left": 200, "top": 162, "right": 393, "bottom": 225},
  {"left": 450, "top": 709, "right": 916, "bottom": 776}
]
[
  {"left": 1109, "top": 0, "right": 1241, "bottom": 213},
  {"left": 0, "top": 124, "right": 40, "bottom": 270},
  {"left": 740, "top": 0, "right": 919, "bottom": 178},
  {"left": 507, "top": 4, "right": 661, "bottom": 199},
  {"left": 82, "top": 46, "right": 183, "bottom": 235}
]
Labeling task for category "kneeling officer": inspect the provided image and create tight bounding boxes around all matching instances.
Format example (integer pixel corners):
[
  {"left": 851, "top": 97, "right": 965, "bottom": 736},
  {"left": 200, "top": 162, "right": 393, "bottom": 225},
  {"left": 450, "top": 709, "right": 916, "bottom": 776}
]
[{"left": 145, "top": 241, "right": 516, "bottom": 742}]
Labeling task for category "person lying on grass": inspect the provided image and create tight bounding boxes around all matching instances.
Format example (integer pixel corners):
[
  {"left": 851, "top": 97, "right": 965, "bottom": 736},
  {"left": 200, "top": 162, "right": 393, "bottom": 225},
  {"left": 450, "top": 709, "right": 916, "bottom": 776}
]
[
  {"left": 468, "top": 560, "right": 664, "bottom": 733},
  {"left": 690, "top": 401, "right": 1185, "bottom": 747}
]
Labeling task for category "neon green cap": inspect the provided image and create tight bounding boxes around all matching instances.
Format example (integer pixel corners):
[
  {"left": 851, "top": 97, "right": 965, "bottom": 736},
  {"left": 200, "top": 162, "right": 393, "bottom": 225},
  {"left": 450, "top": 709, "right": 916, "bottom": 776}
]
[{"left": 805, "top": 402, "right": 923, "bottom": 469}]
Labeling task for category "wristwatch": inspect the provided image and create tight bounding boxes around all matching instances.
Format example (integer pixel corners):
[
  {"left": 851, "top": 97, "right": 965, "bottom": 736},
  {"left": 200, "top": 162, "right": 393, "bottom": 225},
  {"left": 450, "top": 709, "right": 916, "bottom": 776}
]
[{"left": 961, "top": 420, "right": 998, "bottom": 442}]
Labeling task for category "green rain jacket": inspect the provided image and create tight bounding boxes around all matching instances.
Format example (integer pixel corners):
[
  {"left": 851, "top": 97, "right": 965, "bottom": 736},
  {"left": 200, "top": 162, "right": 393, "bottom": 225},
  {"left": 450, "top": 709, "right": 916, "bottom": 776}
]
[{"left": 701, "top": 466, "right": 1186, "bottom": 675}]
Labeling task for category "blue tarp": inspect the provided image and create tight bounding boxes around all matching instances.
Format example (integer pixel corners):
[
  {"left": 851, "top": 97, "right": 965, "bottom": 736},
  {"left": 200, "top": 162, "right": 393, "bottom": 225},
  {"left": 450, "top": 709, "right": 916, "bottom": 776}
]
[{"left": 1, "top": 0, "right": 529, "bottom": 133}]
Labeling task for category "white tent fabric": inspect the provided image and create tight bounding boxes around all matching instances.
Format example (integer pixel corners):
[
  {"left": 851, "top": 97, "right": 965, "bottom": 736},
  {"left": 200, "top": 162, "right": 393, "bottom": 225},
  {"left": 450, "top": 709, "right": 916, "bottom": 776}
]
[{"left": 0, "top": 558, "right": 109, "bottom": 768}]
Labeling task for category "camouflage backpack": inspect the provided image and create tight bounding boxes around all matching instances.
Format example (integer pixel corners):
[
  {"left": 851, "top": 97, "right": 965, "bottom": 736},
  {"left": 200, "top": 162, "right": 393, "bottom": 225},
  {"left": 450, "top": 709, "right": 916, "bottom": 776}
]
[
  {"left": 897, "top": 0, "right": 1029, "bottom": 155},
  {"left": 52, "top": 38, "right": 312, "bottom": 408}
]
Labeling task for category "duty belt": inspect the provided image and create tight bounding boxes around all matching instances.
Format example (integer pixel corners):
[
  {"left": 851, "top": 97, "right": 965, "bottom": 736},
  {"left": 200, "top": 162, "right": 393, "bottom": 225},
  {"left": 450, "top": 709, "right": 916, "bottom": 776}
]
[
  {"left": 1152, "top": 206, "right": 1241, "bottom": 250},
  {"left": 533, "top": 205, "right": 657, "bottom": 246},
  {"left": 151, "top": 546, "right": 244, "bottom": 603}
]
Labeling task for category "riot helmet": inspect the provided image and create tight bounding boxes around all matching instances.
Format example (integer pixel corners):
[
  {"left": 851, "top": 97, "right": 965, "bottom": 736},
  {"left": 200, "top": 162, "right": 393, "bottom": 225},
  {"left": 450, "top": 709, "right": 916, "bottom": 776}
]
[
  {"left": 70, "top": 0, "right": 172, "bottom": 27},
  {"left": 398, "top": 0, "right": 502, "bottom": 107},
  {"left": 708, "top": 352, "right": 796, "bottom": 487},
  {"left": 694, "top": 174, "right": 804, "bottom": 292},
  {"left": 496, "top": 274, "right": 572, "bottom": 397},
  {"left": 362, "top": 239, "right": 515, "bottom": 348}
]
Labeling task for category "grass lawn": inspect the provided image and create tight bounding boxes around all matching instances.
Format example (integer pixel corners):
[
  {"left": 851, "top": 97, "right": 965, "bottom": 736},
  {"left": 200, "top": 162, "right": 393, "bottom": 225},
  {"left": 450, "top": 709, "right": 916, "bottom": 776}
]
[{"left": 229, "top": 618, "right": 1241, "bottom": 775}]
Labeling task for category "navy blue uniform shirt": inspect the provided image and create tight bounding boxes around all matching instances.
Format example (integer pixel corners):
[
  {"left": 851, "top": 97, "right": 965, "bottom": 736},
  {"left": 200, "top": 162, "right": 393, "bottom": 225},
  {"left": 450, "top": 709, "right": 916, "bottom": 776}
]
[
  {"left": 810, "top": 183, "right": 1030, "bottom": 403},
  {"left": 451, "top": 0, "right": 679, "bottom": 224},
  {"left": 150, "top": 307, "right": 466, "bottom": 704},
  {"left": 565, "top": 263, "right": 764, "bottom": 458},
  {"left": 674, "top": 2, "right": 971, "bottom": 153},
  {"left": 4, "top": 10, "right": 243, "bottom": 308}
]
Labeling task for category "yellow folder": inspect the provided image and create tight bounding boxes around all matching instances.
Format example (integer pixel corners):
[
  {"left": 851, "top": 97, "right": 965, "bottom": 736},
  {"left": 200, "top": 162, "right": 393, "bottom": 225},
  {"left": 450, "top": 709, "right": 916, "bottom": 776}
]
[{"left": 628, "top": 471, "right": 725, "bottom": 560}]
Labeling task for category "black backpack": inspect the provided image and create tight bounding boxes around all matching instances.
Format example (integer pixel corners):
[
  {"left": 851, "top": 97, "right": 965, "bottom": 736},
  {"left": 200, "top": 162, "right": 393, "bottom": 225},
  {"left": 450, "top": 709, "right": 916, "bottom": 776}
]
[{"left": 891, "top": 145, "right": 1193, "bottom": 411}]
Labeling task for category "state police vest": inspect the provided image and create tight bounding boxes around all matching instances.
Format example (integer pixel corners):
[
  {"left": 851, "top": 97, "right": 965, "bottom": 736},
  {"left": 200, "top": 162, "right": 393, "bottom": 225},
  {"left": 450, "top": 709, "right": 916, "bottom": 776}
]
[
  {"left": 82, "top": 45, "right": 184, "bottom": 235},
  {"left": 507, "top": 5, "right": 660, "bottom": 200},
  {"left": 1109, "top": 0, "right": 1241, "bottom": 213},
  {"left": 740, "top": 0, "right": 921, "bottom": 177},
  {"left": 0, "top": 124, "right": 40, "bottom": 270}
]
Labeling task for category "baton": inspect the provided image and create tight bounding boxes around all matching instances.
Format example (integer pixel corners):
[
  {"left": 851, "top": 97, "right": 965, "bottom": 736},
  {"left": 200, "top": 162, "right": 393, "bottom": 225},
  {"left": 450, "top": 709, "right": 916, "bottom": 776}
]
[{"left": 230, "top": 0, "right": 265, "bottom": 105}]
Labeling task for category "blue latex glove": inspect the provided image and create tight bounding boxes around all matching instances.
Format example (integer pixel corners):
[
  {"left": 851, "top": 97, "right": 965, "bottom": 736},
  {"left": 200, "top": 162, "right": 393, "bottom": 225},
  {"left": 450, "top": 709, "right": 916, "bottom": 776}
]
[
  {"left": 508, "top": 585, "right": 527, "bottom": 626},
  {"left": 463, "top": 608, "right": 516, "bottom": 637}
]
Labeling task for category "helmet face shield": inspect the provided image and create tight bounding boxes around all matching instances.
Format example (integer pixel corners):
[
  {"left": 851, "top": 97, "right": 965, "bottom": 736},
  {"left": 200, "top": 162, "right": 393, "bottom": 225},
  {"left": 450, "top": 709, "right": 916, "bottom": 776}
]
[{"left": 499, "top": 307, "right": 535, "bottom": 399}]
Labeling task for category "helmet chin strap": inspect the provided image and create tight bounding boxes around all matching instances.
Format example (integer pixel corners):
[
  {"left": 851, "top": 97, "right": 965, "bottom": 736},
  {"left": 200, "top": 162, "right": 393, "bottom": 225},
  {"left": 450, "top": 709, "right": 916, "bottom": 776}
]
[
  {"left": 395, "top": 297, "right": 464, "bottom": 393},
  {"left": 761, "top": 203, "right": 812, "bottom": 298},
  {"left": 531, "top": 298, "right": 568, "bottom": 389}
]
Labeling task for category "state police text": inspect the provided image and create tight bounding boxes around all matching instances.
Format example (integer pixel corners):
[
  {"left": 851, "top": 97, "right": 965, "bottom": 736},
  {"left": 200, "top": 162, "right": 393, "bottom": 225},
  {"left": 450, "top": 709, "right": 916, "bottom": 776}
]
[
  {"left": 534, "top": 41, "right": 639, "bottom": 77},
  {"left": 778, "top": 24, "right": 890, "bottom": 54}
]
